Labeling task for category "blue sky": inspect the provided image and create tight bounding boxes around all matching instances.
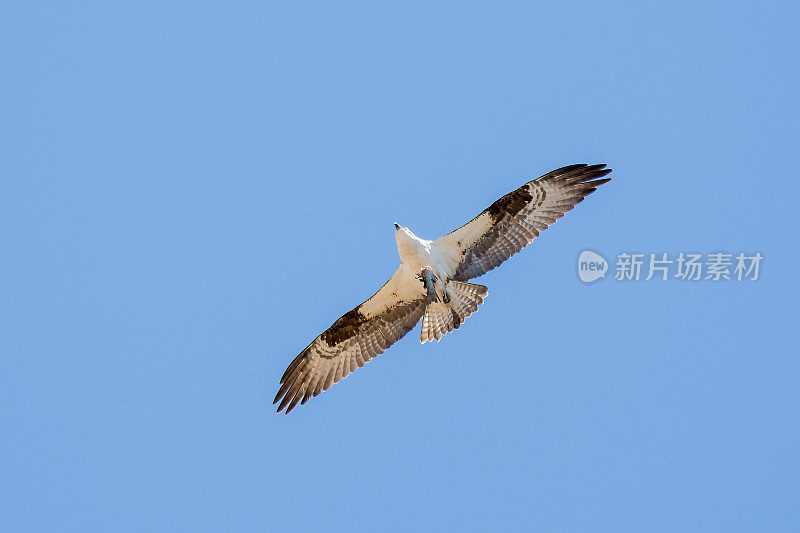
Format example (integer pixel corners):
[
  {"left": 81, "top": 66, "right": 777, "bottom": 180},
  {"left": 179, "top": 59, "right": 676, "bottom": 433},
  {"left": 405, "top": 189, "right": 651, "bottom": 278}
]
[{"left": 2, "top": 2, "right": 799, "bottom": 531}]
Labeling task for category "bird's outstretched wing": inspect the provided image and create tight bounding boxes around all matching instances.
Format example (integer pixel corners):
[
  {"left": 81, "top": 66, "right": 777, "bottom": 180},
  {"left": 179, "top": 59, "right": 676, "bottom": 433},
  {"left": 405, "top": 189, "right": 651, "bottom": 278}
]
[
  {"left": 274, "top": 267, "right": 426, "bottom": 414},
  {"left": 435, "top": 164, "right": 612, "bottom": 281}
]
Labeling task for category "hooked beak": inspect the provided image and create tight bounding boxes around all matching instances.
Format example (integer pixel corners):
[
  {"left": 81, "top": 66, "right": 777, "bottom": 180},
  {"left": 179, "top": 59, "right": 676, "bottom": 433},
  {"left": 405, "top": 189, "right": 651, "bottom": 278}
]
[{"left": 394, "top": 222, "right": 400, "bottom": 231}]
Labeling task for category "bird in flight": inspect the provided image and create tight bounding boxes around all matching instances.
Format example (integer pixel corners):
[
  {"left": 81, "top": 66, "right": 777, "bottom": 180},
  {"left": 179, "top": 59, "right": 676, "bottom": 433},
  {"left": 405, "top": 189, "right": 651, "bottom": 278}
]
[{"left": 274, "top": 163, "right": 612, "bottom": 413}]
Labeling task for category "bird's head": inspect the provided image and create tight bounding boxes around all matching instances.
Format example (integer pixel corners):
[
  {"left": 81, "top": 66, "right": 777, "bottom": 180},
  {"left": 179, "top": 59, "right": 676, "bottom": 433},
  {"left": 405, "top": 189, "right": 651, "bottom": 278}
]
[
  {"left": 394, "top": 222, "right": 413, "bottom": 238},
  {"left": 393, "top": 223, "right": 416, "bottom": 250}
]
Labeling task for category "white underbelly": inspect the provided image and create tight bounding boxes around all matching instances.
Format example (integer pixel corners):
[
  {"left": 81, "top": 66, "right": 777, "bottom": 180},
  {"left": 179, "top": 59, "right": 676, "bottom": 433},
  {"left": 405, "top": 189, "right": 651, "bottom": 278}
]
[
  {"left": 401, "top": 245, "right": 453, "bottom": 282},
  {"left": 401, "top": 249, "right": 430, "bottom": 273},
  {"left": 397, "top": 233, "right": 458, "bottom": 282},
  {"left": 427, "top": 244, "right": 458, "bottom": 281}
]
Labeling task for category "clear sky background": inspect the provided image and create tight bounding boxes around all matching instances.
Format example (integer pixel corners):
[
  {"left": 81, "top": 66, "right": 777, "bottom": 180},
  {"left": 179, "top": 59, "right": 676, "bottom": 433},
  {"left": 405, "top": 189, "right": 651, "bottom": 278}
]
[{"left": 2, "top": 2, "right": 799, "bottom": 531}]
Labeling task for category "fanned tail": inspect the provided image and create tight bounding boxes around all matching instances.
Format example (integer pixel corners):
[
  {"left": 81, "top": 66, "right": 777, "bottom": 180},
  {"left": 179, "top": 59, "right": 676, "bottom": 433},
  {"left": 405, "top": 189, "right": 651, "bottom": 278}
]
[
  {"left": 449, "top": 280, "right": 488, "bottom": 322},
  {"left": 420, "top": 281, "right": 488, "bottom": 343},
  {"left": 420, "top": 301, "right": 458, "bottom": 343}
]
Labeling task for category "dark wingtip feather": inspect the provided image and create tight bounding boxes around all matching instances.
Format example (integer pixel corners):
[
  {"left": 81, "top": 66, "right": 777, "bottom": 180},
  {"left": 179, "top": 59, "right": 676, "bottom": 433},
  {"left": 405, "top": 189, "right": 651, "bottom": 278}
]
[
  {"left": 277, "top": 392, "right": 292, "bottom": 413},
  {"left": 285, "top": 390, "right": 303, "bottom": 414},
  {"left": 273, "top": 379, "right": 292, "bottom": 405}
]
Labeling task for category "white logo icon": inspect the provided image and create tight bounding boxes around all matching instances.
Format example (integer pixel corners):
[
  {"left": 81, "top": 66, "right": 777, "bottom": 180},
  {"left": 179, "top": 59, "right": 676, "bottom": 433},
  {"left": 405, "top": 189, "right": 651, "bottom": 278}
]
[{"left": 578, "top": 250, "right": 608, "bottom": 283}]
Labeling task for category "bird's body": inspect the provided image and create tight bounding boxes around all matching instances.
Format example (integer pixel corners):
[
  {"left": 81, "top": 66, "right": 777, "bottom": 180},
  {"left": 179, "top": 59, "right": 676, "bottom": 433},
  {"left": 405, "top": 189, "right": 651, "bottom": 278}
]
[
  {"left": 274, "top": 163, "right": 612, "bottom": 413},
  {"left": 394, "top": 228, "right": 452, "bottom": 302}
]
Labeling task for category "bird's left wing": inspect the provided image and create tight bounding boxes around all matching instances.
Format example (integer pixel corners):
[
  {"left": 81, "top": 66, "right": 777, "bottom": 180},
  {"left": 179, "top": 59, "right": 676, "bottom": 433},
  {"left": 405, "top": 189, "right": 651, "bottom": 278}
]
[
  {"left": 274, "top": 267, "right": 426, "bottom": 414},
  {"left": 434, "top": 164, "right": 612, "bottom": 281}
]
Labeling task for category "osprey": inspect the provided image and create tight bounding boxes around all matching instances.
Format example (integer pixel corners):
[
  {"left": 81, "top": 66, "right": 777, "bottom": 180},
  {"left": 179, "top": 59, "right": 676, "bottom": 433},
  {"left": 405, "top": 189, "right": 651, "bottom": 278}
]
[{"left": 274, "top": 164, "right": 612, "bottom": 413}]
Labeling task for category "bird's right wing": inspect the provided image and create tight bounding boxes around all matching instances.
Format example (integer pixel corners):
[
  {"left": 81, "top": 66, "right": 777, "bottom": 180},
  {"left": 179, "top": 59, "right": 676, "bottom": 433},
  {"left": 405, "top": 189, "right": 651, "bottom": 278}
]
[
  {"left": 435, "top": 164, "right": 612, "bottom": 281},
  {"left": 274, "top": 267, "right": 426, "bottom": 414}
]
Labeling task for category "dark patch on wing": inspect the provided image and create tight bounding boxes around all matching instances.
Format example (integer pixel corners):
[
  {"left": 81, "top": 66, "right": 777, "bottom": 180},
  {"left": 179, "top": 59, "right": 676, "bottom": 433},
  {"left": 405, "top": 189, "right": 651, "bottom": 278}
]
[
  {"left": 484, "top": 185, "right": 535, "bottom": 223},
  {"left": 320, "top": 306, "right": 368, "bottom": 347},
  {"left": 274, "top": 297, "right": 426, "bottom": 413},
  {"left": 451, "top": 163, "right": 612, "bottom": 281}
]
